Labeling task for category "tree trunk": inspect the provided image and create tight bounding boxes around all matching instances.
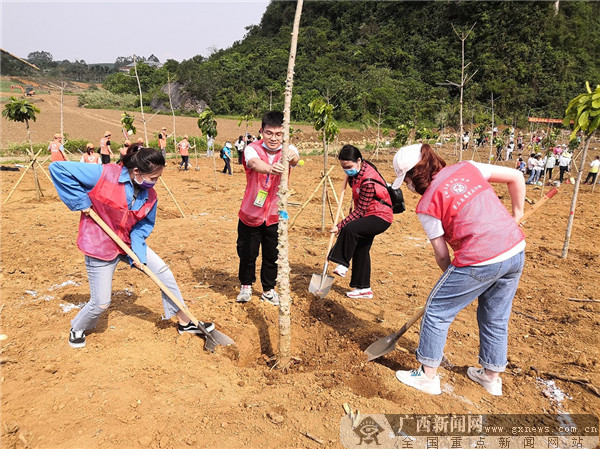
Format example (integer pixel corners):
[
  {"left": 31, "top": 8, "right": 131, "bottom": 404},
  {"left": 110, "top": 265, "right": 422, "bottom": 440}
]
[
  {"left": 321, "top": 131, "right": 327, "bottom": 232},
  {"left": 27, "top": 124, "right": 42, "bottom": 200},
  {"left": 561, "top": 135, "right": 591, "bottom": 258},
  {"left": 212, "top": 149, "right": 219, "bottom": 191},
  {"left": 458, "top": 37, "right": 465, "bottom": 162},
  {"left": 276, "top": 0, "right": 303, "bottom": 369},
  {"left": 60, "top": 82, "right": 65, "bottom": 140},
  {"left": 167, "top": 77, "right": 177, "bottom": 154},
  {"left": 133, "top": 56, "right": 149, "bottom": 145}
]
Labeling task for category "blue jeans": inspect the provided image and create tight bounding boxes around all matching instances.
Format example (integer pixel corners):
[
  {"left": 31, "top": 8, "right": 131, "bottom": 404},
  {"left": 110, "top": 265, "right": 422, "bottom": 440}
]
[
  {"left": 416, "top": 251, "right": 525, "bottom": 372},
  {"left": 71, "top": 247, "right": 183, "bottom": 331},
  {"left": 526, "top": 168, "right": 542, "bottom": 184}
]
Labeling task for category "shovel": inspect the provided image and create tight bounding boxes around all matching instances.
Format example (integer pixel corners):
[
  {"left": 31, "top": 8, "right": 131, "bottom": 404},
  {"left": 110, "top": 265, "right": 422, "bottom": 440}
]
[
  {"left": 364, "top": 187, "right": 559, "bottom": 361},
  {"left": 88, "top": 209, "right": 235, "bottom": 352},
  {"left": 309, "top": 177, "right": 348, "bottom": 298}
]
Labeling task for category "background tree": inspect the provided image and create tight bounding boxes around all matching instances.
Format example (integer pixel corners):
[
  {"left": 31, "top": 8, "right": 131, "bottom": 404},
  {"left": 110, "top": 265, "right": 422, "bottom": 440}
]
[
  {"left": 561, "top": 82, "right": 600, "bottom": 258},
  {"left": 120, "top": 111, "right": 136, "bottom": 137},
  {"left": 439, "top": 23, "right": 477, "bottom": 162},
  {"left": 197, "top": 108, "right": 219, "bottom": 190},
  {"left": 2, "top": 97, "right": 42, "bottom": 199},
  {"left": 308, "top": 98, "right": 339, "bottom": 231},
  {"left": 26, "top": 51, "right": 55, "bottom": 71}
]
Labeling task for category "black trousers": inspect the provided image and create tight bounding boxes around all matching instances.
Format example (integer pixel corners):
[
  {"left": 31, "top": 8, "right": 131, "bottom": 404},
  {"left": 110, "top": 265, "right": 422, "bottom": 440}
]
[
  {"left": 328, "top": 215, "right": 391, "bottom": 289},
  {"left": 545, "top": 167, "right": 553, "bottom": 179},
  {"left": 101, "top": 154, "right": 111, "bottom": 164},
  {"left": 559, "top": 166, "right": 569, "bottom": 182},
  {"left": 584, "top": 171, "right": 598, "bottom": 184},
  {"left": 222, "top": 158, "right": 232, "bottom": 174},
  {"left": 180, "top": 155, "right": 189, "bottom": 169},
  {"left": 237, "top": 220, "right": 279, "bottom": 291}
]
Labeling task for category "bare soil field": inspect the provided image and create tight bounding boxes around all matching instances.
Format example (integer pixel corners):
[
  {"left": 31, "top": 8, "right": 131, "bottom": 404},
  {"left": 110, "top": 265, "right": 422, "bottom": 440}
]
[{"left": 1, "top": 91, "right": 599, "bottom": 449}]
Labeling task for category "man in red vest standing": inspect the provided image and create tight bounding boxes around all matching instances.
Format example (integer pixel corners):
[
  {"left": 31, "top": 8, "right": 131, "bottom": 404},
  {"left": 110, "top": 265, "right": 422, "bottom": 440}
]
[
  {"left": 49, "top": 133, "right": 67, "bottom": 162},
  {"left": 158, "top": 127, "right": 171, "bottom": 158},
  {"left": 99, "top": 131, "right": 113, "bottom": 164},
  {"left": 236, "top": 111, "right": 299, "bottom": 305}
]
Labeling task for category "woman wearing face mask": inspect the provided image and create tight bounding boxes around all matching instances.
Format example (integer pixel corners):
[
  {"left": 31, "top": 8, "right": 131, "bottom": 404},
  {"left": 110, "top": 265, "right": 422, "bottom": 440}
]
[
  {"left": 328, "top": 145, "right": 393, "bottom": 299},
  {"left": 49, "top": 145, "right": 214, "bottom": 349},
  {"left": 392, "top": 143, "right": 525, "bottom": 397}
]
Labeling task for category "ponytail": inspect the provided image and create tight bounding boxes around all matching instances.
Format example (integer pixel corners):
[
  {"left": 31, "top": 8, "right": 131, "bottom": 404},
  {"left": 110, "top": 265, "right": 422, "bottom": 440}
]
[
  {"left": 408, "top": 144, "right": 446, "bottom": 195},
  {"left": 121, "top": 145, "right": 165, "bottom": 173}
]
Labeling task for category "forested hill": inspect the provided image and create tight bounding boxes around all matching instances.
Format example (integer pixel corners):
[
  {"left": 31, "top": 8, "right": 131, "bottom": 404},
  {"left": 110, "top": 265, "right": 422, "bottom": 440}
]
[{"left": 175, "top": 1, "right": 599, "bottom": 128}]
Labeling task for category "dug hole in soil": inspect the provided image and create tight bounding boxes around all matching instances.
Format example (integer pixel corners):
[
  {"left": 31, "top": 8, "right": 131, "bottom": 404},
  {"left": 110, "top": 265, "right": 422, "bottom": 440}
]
[{"left": 1, "top": 93, "right": 599, "bottom": 449}]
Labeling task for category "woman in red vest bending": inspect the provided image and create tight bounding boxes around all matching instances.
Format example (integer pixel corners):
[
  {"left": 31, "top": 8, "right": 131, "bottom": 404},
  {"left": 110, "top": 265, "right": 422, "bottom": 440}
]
[
  {"left": 328, "top": 145, "right": 393, "bottom": 299},
  {"left": 392, "top": 144, "right": 526, "bottom": 397},
  {"left": 49, "top": 146, "right": 214, "bottom": 349}
]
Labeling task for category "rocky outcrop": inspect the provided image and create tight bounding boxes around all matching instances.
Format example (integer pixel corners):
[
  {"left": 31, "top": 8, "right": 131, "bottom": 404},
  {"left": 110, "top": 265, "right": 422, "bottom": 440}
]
[{"left": 151, "top": 82, "right": 207, "bottom": 114}]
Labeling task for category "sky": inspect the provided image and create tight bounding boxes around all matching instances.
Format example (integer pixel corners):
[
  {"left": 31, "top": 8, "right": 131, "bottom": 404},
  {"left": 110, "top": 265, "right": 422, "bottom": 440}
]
[{"left": 1, "top": 0, "right": 271, "bottom": 64}]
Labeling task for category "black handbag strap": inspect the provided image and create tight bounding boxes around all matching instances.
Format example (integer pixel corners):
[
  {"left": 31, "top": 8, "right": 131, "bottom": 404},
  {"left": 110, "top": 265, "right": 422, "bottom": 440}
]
[{"left": 362, "top": 177, "right": 392, "bottom": 209}]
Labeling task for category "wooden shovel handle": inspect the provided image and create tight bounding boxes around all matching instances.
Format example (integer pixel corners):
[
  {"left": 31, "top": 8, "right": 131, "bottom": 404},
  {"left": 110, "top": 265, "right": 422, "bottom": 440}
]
[
  {"left": 324, "top": 176, "right": 348, "bottom": 262},
  {"left": 519, "top": 187, "right": 558, "bottom": 224},
  {"left": 87, "top": 209, "right": 201, "bottom": 326}
]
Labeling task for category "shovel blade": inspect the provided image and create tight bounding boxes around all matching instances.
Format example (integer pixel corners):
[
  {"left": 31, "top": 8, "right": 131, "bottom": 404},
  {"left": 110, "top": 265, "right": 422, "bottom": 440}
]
[
  {"left": 309, "top": 273, "right": 334, "bottom": 298},
  {"left": 203, "top": 329, "right": 235, "bottom": 352},
  {"left": 364, "top": 331, "right": 402, "bottom": 362}
]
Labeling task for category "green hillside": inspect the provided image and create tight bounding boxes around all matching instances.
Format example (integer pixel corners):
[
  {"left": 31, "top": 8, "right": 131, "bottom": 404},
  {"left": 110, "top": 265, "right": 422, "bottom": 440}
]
[{"left": 174, "top": 1, "right": 600, "bottom": 128}]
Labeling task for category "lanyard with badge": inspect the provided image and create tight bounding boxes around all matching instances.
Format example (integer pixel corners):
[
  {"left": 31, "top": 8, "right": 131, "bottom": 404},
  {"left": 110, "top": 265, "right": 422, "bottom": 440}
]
[{"left": 254, "top": 173, "right": 271, "bottom": 208}]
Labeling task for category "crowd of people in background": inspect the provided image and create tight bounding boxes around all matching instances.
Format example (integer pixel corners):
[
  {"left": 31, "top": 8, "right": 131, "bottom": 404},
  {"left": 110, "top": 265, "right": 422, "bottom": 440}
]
[{"left": 459, "top": 127, "right": 598, "bottom": 187}]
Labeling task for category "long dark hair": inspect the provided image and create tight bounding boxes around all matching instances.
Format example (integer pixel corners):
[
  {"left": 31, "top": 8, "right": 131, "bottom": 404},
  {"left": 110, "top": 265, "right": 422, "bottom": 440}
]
[
  {"left": 121, "top": 145, "right": 165, "bottom": 173},
  {"left": 407, "top": 144, "right": 446, "bottom": 195},
  {"left": 338, "top": 144, "right": 362, "bottom": 162}
]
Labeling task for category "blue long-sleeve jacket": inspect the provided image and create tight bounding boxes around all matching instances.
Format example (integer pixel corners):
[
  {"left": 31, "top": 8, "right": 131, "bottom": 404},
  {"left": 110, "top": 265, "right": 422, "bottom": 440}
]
[{"left": 48, "top": 162, "right": 157, "bottom": 264}]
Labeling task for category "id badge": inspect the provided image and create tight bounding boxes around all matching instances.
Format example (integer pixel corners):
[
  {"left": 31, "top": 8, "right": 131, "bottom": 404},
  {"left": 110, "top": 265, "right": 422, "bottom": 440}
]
[{"left": 253, "top": 189, "right": 268, "bottom": 207}]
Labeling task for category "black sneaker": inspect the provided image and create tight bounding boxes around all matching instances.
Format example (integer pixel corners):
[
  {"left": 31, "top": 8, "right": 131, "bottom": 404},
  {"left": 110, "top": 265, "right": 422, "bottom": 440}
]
[
  {"left": 69, "top": 329, "right": 86, "bottom": 348},
  {"left": 177, "top": 321, "right": 215, "bottom": 334}
]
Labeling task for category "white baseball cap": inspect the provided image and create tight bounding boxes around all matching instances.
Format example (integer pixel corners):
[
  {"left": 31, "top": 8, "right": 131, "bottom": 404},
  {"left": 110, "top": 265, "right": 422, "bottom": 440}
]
[{"left": 392, "top": 144, "right": 423, "bottom": 189}]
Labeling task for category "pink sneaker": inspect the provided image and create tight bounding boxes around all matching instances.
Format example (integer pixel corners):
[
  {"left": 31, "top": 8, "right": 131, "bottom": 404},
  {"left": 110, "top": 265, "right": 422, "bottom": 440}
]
[
  {"left": 346, "top": 288, "right": 373, "bottom": 299},
  {"left": 333, "top": 264, "right": 348, "bottom": 277}
]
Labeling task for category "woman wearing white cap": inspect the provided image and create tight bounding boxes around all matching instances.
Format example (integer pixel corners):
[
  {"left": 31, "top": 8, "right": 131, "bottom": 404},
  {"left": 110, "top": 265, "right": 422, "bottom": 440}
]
[{"left": 393, "top": 143, "right": 526, "bottom": 396}]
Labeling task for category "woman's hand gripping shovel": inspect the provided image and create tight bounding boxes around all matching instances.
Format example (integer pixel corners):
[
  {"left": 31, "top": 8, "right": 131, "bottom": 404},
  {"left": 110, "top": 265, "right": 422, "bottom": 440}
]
[
  {"left": 87, "top": 209, "right": 235, "bottom": 352},
  {"left": 364, "top": 187, "right": 559, "bottom": 362},
  {"left": 309, "top": 176, "right": 348, "bottom": 299}
]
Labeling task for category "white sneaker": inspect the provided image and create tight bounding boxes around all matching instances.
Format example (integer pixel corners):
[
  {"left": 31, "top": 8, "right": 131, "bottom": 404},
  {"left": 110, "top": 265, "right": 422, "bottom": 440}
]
[
  {"left": 467, "top": 367, "right": 503, "bottom": 396},
  {"left": 236, "top": 285, "right": 252, "bottom": 303},
  {"left": 346, "top": 288, "right": 373, "bottom": 299},
  {"left": 395, "top": 366, "right": 442, "bottom": 395},
  {"left": 333, "top": 264, "right": 348, "bottom": 277},
  {"left": 261, "top": 289, "right": 280, "bottom": 305}
]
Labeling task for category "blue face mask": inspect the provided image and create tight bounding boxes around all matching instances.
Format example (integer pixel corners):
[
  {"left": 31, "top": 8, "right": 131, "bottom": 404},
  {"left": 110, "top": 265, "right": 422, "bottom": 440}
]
[{"left": 344, "top": 168, "right": 359, "bottom": 177}]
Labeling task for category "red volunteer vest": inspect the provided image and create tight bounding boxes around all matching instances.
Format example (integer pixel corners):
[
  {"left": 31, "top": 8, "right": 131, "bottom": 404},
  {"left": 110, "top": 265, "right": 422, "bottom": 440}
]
[
  {"left": 238, "top": 141, "right": 283, "bottom": 227},
  {"left": 416, "top": 162, "right": 525, "bottom": 267},
  {"left": 77, "top": 164, "right": 157, "bottom": 260},
  {"left": 351, "top": 162, "right": 394, "bottom": 223},
  {"left": 100, "top": 138, "right": 110, "bottom": 155},
  {"left": 83, "top": 153, "right": 101, "bottom": 164},
  {"left": 178, "top": 141, "right": 190, "bottom": 156},
  {"left": 49, "top": 141, "right": 66, "bottom": 162}
]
